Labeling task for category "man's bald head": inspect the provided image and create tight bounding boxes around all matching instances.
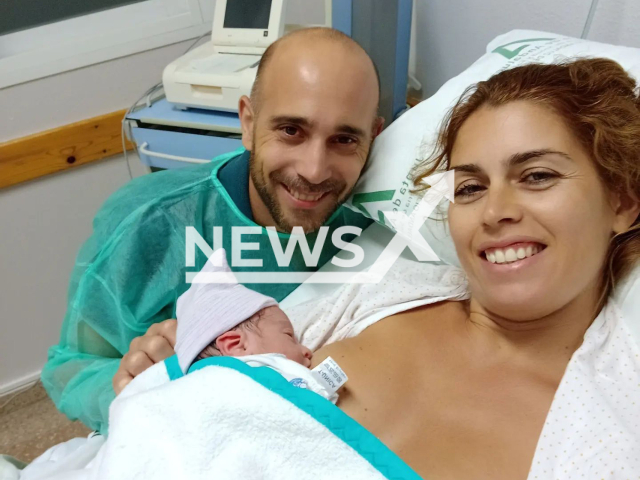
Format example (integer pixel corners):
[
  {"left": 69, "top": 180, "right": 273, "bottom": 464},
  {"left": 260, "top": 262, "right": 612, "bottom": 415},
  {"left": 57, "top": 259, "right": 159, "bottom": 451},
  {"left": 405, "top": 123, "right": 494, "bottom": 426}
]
[
  {"left": 238, "top": 27, "right": 385, "bottom": 233},
  {"left": 250, "top": 27, "right": 380, "bottom": 112}
]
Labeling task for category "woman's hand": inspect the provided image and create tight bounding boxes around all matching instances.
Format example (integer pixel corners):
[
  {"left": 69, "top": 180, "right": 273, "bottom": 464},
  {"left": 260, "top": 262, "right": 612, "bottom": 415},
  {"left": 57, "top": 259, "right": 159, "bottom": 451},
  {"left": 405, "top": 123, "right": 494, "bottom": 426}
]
[{"left": 112, "top": 319, "right": 178, "bottom": 395}]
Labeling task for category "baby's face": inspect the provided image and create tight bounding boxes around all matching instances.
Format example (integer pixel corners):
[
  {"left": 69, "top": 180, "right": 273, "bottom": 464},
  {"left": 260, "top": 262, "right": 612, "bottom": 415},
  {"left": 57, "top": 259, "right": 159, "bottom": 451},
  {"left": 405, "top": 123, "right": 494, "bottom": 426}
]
[{"left": 244, "top": 306, "right": 313, "bottom": 368}]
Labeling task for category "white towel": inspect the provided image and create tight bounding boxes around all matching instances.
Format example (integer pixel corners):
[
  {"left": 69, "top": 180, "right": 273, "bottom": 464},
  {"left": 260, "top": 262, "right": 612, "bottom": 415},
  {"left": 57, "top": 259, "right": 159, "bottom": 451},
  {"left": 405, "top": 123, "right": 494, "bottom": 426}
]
[{"left": 85, "top": 355, "right": 422, "bottom": 480}]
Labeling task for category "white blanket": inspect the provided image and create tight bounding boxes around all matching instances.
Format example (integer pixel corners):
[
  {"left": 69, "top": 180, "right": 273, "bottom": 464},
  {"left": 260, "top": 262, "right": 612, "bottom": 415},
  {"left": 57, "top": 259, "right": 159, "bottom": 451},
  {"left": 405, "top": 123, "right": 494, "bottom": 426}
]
[{"left": 83, "top": 355, "right": 423, "bottom": 480}]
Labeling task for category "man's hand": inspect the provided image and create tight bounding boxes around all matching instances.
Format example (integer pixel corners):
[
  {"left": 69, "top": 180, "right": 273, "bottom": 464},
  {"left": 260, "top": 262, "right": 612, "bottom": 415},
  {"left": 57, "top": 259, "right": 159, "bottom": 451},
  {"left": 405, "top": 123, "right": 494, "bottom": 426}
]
[{"left": 112, "top": 319, "right": 178, "bottom": 395}]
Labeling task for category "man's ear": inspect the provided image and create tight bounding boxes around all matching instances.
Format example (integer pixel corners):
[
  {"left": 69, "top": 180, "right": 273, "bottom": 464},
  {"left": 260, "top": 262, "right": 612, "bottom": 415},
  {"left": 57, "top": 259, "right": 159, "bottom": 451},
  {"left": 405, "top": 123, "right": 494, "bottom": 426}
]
[
  {"left": 611, "top": 191, "right": 640, "bottom": 235},
  {"left": 215, "top": 329, "right": 247, "bottom": 356},
  {"left": 372, "top": 116, "right": 385, "bottom": 139},
  {"left": 238, "top": 95, "right": 255, "bottom": 151}
]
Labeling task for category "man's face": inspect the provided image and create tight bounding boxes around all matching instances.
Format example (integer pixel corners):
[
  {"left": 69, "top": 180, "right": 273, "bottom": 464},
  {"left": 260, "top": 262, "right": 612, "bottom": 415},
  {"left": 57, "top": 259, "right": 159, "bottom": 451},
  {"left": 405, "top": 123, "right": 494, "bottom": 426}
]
[
  {"left": 240, "top": 41, "right": 382, "bottom": 233},
  {"left": 248, "top": 123, "right": 372, "bottom": 233}
]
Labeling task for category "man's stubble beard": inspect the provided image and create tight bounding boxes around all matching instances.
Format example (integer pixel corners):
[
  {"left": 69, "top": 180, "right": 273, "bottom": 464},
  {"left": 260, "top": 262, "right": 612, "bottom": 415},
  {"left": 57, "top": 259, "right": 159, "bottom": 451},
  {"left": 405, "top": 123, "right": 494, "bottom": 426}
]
[{"left": 249, "top": 148, "right": 358, "bottom": 234}]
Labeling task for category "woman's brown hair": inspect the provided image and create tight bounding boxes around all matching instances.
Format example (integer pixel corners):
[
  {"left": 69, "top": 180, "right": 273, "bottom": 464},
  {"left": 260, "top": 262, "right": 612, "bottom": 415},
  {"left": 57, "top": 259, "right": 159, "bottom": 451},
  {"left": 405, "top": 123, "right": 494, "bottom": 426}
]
[{"left": 415, "top": 58, "right": 640, "bottom": 300}]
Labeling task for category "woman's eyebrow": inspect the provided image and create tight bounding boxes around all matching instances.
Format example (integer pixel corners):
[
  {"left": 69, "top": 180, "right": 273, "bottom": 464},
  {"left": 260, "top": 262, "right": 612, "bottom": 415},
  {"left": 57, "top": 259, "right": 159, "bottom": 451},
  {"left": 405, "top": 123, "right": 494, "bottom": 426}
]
[
  {"left": 450, "top": 149, "right": 572, "bottom": 173},
  {"left": 451, "top": 164, "right": 482, "bottom": 174},
  {"left": 506, "top": 149, "right": 572, "bottom": 167}
]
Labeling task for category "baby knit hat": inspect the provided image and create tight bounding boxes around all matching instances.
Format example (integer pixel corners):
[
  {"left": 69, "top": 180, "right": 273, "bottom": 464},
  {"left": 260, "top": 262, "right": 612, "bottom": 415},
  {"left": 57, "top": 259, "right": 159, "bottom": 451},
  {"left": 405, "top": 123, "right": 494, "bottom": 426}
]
[{"left": 175, "top": 248, "right": 278, "bottom": 373}]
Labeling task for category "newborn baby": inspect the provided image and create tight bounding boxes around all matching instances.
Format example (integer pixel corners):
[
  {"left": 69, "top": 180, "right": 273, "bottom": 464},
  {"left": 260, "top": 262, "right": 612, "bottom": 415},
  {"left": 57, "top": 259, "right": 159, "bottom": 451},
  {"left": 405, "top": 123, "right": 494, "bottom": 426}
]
[
  {"left": 194, "top": 304, "right": 312, "bottom": 367},
  {"left": 174, "top": 248, "right": 344, "bottom": 402}
]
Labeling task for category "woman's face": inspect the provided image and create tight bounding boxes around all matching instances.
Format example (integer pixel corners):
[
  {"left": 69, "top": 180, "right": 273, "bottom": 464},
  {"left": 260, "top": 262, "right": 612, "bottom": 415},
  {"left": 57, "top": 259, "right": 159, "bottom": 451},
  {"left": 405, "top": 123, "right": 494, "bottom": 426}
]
[{"left": 448, "top": 101, "right": 617, "bottom": 320}]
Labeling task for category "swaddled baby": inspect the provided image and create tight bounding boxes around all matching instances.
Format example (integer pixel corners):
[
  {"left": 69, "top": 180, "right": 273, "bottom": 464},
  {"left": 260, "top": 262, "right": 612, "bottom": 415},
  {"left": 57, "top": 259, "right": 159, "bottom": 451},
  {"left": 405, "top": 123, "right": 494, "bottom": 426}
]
[{"left": 174, "top": 248, "right": 344, "bottom": 403}]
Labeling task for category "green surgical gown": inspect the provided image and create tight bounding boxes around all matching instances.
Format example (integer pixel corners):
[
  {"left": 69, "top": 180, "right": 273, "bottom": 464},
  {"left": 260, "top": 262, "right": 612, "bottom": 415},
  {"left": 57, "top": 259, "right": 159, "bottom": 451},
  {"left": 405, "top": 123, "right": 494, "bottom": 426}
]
[{"left": 41, "top": 148, "right": 371, "bottom": 434}]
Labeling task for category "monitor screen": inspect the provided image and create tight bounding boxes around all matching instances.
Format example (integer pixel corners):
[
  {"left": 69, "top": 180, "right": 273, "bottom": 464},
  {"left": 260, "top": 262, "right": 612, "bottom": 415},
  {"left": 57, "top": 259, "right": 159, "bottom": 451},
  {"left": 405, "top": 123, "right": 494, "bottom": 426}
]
[{"left": 223, "top": 0, "right": 272, "bottom": 29}]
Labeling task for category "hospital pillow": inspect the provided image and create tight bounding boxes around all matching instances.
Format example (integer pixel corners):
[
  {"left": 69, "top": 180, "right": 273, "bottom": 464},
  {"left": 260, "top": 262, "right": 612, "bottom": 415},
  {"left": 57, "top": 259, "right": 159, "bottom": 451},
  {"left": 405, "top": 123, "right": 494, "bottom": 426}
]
[{"left": 346, "top": 29, "right": 640, "bottom": 267}]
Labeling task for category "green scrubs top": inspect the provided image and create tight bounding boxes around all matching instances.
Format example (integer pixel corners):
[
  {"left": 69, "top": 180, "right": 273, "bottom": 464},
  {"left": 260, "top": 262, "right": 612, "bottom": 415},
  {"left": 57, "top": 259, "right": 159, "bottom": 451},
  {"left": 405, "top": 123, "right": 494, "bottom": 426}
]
[{"left": 41, "top": 148, "right": 371, "bottom": 435}]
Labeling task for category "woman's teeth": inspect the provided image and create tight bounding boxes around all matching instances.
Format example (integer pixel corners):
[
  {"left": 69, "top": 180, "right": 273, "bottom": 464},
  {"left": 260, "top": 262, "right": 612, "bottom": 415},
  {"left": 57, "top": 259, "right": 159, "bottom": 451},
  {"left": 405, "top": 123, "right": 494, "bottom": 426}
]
[{"left": 485, "top": 245, "right": 543, "bottom": 264}]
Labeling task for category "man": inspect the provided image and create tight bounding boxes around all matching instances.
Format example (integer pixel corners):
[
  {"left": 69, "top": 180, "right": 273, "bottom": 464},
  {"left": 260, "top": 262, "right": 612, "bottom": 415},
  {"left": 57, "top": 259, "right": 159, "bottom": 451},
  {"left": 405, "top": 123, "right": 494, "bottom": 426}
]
[{"left": 42, "top": 27, "right": 383, "bottom": 434}]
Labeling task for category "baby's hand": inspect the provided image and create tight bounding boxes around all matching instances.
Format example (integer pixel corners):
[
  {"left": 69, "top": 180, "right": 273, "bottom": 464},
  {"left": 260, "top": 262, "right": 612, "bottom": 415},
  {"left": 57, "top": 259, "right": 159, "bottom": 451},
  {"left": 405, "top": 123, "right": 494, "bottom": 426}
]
[{"left": 112, "top": 319, "right": 177, "bottom": 395}]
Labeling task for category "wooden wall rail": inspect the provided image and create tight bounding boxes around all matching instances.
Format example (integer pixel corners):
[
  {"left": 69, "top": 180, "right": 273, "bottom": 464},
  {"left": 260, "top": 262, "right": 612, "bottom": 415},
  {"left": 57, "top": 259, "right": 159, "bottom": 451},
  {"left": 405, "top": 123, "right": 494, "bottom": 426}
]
[{"left": 0, "top": 110, "right": 134, "bottom": 189}]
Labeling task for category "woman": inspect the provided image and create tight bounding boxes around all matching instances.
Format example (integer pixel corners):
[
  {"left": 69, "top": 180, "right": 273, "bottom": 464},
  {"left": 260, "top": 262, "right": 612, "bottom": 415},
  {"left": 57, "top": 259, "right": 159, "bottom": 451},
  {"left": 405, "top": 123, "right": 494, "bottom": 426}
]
[{"left": 315, "top": 58, "right": 640, "bottom": 479}]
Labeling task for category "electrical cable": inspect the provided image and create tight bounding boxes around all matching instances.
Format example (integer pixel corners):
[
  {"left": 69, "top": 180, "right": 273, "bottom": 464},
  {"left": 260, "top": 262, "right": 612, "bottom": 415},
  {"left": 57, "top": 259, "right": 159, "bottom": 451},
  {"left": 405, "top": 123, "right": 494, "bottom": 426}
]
[{"left": 121, "top": 30, "right": 212, "bottom": 178}]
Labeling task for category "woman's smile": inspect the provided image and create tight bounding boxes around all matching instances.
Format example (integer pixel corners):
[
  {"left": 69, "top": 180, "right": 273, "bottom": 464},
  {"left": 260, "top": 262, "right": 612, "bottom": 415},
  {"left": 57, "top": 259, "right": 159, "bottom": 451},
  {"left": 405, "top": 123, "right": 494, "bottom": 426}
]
[
  {"left": 478, "top": 239, "right": 547, "bottom": 264},
  {"left": 479, "top": 243, "right": 547, "bottom": 275}
]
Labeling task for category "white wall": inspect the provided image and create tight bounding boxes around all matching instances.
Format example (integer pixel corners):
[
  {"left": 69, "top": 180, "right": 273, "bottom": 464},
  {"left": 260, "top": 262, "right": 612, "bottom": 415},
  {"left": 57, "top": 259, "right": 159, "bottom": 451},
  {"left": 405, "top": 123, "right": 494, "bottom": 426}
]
[
  {"left": 0, "top": 40, "right": 191, "bottom": 393},
  {"left": 411, "top": 0, "right": 640, "bottom": 98},
  {"left": 587, "top": 0, "right": 640, "bottom": 47},
  {"left": 0, "top": 41, "right": 192, "bottom": 142},
  {"left": 0, "top": 153, "right": 147, "bottom": 394}
]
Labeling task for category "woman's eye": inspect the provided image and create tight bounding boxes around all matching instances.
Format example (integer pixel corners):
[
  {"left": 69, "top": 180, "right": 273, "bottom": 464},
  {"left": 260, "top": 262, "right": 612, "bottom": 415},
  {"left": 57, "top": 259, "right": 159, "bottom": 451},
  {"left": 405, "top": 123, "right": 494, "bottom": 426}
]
[{"left": 455, "top": 183, "right": 484, "bottom": 198}]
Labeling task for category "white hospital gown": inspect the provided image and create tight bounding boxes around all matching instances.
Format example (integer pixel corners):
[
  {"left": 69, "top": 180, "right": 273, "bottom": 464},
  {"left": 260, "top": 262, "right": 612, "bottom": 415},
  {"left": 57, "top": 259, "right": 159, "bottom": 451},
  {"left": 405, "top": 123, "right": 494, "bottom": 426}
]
[{"left": 528, "top": 301, "right": 640, "bottom": 479}]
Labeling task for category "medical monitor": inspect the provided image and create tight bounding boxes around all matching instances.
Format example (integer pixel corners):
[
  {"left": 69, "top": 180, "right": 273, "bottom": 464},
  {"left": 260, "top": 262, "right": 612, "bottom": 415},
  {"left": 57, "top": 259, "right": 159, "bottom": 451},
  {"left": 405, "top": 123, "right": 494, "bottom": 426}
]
[{"left": 212, "top": 0, "right": 286, "bottom": 50}]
